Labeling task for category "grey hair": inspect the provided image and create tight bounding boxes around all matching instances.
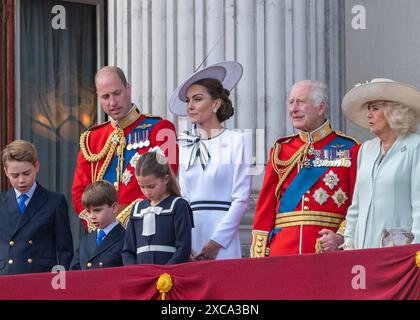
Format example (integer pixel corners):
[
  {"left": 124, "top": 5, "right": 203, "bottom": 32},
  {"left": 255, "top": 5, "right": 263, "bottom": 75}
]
[
  {"left": 383, "top": 102, "right": 417, "bottom": 137},
  {"left": 291, "top": 80, "right": 329, "bottom": 108}
]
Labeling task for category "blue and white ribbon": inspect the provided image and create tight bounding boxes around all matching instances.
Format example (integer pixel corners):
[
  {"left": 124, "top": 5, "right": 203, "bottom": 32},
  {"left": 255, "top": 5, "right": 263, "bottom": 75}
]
[{"left": 177, "top": 124, "right": 211, "bottom": 171}]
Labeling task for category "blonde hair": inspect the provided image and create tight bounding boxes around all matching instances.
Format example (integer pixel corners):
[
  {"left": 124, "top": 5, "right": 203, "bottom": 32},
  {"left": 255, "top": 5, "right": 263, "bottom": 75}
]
[
  {"left": 383, "top": 102, "right": 417, "bottom": 137},
  {"left": 1, "top": 140, "right": 38, "bottom": 167},
  {"left": 82, "top": 180, "right": 118, "bottom": 209},
  {"left": 135, "top": 152, "right": 181, "bottom": 197}
]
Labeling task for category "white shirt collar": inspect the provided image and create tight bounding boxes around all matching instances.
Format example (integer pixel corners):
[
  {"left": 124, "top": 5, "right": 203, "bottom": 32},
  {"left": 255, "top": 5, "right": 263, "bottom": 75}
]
[
  {"left": 14, "top": 182, "right": 37, "bottom": 201},
  {"left": 97, "top": 220, "right": 119, "bottom": 236}
]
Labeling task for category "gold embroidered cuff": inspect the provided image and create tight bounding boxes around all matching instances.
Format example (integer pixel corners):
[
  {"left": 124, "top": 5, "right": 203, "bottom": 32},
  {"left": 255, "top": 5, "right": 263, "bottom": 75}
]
[
  {"left": 250, "top": 230, "right": 269, "bottom": 258},
  {"left": 336, "top": 220, "right": 346, "bottom": 237},
  {"left": 79, "top": 209, "right": 96, "bottom": 233},
  {"left": 315, "top": 238, "right": 323, "bottom": 254},
  {"left": 116, "top": 199, "right": 143, "bottom": 229}
]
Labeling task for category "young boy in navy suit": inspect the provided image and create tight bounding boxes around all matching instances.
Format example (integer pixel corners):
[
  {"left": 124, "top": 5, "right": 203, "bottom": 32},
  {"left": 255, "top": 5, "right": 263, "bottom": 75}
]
[
  {"left": 70, "top": 180, "right": 125, "bottom": 270},
  {"left": 0, "top": 140, "right": 73, "bottom": 275}
]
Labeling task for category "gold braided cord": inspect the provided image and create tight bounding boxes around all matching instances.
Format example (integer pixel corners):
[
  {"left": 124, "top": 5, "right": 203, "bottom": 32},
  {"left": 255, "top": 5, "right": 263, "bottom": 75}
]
[
  {"left": 80, "top": 127, "right": 126, "bottom": 188},
  {"left": 273, "top": 142, "right": 310, "bottom": 198},
  {"left": 272, "top": 143, "right": 304, "bottom": 168},
  {"left": 80, "top": 130, "right": 114, "bottom": 163},
  {"left": 96, "top": 141, "right": 118, "bottom": 182},
  {"left": 115, "top": 135, "right": 127, "bottom": 190}
]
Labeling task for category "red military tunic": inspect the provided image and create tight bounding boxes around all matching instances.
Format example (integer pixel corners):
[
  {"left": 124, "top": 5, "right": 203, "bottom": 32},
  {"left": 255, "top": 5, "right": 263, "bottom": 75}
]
[
  {"left": 72, "top": 106, "right": 178, "bottom": 232},
  {"left": 251, "top": 121, "right": 360, "bottom": 256}
]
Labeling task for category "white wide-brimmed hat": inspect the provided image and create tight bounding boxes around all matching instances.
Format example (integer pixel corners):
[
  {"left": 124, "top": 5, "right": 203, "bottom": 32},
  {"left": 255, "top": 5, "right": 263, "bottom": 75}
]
[
  {"left": 169, "top": 61, "right": 243, "bottom": 116},
  {"left": 342, "top": 78, "right": 420, "bottom": 128}
]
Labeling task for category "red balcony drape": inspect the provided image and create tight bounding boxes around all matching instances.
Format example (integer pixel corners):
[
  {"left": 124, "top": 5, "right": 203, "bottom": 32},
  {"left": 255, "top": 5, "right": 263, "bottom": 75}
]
[{"left": 0, "top": 244, "right": 419, "bottom": 300}]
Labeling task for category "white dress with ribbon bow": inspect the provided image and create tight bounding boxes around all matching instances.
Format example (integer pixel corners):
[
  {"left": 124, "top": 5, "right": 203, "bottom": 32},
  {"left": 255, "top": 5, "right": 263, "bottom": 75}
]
[{"left": 178, "top": 129, "right": 252, "bottom": 259}]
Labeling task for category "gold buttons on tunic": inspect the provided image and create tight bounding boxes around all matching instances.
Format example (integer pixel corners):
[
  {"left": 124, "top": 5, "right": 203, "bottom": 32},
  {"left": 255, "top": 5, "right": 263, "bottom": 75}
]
[
  {"left": 303, "top": 206, "right": 309, "bottom": 211},
  {"left": 304, "top": 197, "right": 310, "bottom": 202}
]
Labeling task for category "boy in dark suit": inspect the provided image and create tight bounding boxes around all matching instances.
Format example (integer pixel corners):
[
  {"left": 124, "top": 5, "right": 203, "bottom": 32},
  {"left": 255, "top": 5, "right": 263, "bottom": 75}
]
[
  {"left": 70, "top": 180, "right": 125, "bottom": 270},
  {"left": 0, "top": 140, "right": 73, "bottom": 275}
]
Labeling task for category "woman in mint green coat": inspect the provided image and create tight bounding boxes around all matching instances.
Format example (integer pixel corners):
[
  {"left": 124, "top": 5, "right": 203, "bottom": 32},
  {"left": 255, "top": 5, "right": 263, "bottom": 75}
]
[{"left": 341, "top": 79, "right": 420, "bottom": 249}]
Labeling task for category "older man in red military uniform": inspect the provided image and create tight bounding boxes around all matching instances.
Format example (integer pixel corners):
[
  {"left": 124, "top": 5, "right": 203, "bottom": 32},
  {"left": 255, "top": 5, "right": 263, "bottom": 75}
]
[
  {"left": 251, "top": 80, "right": 360, "bottom": 257},
  {"left": 72, "top": 66, "right": 178, "bottom": 232}
]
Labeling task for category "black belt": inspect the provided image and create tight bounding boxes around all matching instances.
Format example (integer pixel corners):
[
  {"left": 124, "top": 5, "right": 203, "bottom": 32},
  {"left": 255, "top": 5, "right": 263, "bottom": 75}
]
[{"left": 190, "top": 201, "right": 231, "bottom": 212}]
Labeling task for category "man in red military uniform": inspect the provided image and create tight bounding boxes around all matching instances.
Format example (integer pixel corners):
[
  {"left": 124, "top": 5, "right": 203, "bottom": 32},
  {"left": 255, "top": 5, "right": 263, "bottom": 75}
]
[
  {"left": 72, "top": 66, "right": 178, "bottom": 232},
  {"left": 251, "top": 80, "right": 360, "bottom": 257}
]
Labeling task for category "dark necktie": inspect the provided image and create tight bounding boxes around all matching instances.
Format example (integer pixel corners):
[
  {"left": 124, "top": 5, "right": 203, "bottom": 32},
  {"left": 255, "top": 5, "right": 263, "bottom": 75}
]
[
  {"left": 96, "top": 230, "right": 106, "bottom": 246},
  {"left": 18, "top": 194, "right": 29, "bottom": 214}
]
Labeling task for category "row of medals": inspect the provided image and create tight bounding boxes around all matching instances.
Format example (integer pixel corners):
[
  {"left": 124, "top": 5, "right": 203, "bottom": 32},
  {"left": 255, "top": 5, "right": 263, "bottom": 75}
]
[
  {"left": 303, "top": 145, "right": 352, "bottom": 168},
  {"left": 126, "top": 131, "right": 151, "bottom": 151}
]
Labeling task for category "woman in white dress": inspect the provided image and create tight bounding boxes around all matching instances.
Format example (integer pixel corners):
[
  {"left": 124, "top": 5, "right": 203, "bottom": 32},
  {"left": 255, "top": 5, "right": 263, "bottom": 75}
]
[
  {"left": 341, "top": 79, "right": 420, "bottom": 249},
  {"left": 169, "top": 61, "right": 252, "bottom": 260}
]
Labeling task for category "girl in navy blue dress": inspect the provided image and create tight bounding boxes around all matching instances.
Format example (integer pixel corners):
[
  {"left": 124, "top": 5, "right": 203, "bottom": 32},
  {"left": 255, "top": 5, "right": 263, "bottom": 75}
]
[{"left": 122, "top": 150, "right": 193, "bottom": 265}]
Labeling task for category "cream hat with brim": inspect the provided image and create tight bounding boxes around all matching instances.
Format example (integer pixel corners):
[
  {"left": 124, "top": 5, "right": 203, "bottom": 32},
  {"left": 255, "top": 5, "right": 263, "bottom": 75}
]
[
  {"left": 169, "top": 61, "right": 243, "bottom": 116},
  {"left": 342, "top": 78, "right": 420, "bottom": 128}
]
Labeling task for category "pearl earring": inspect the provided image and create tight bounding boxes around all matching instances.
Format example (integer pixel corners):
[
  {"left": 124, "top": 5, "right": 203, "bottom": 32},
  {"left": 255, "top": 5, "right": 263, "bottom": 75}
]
[{"left": 212, "top": 108, "right": 218, "bottom": 113}]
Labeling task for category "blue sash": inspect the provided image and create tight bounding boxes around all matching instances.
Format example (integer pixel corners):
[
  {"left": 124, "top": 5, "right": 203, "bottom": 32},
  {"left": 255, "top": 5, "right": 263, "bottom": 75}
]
[
  {"left": 103, "top": 117, "right": 161, "bottom": 183},
  {"left": 269, "top": 136, "right": 355, "bottom": 241}
]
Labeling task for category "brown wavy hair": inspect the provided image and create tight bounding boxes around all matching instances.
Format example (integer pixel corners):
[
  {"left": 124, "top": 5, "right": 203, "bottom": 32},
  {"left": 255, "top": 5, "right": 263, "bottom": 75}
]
[{"left": 192, "top": 78, "right": 234, "bottom": 122}]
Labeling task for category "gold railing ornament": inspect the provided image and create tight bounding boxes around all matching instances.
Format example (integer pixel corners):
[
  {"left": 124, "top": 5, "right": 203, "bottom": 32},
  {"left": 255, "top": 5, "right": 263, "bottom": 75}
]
[{"left": 157, "top": 273, "right": 173, "bottom": 300}]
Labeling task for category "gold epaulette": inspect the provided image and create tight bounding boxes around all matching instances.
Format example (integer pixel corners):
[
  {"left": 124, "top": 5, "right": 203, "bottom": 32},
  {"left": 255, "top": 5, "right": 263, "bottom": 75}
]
[
  {"left": 250, "top": 230, "right": 270, "bottom": 258},
  {"left": 145, "top": 114, "right": 163, "bottom": 120},
  {"left": 273, "top": 133, "right": 299, "bottom": 147},
  {"left": 335, "top": 131, "right": 361, "bottom": 145},
  {"left": 116, "top": 198, "right": 143, "bottom": 229},
  {"left": 85, "top": 121, "right": 111, "bottom": 132}
]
